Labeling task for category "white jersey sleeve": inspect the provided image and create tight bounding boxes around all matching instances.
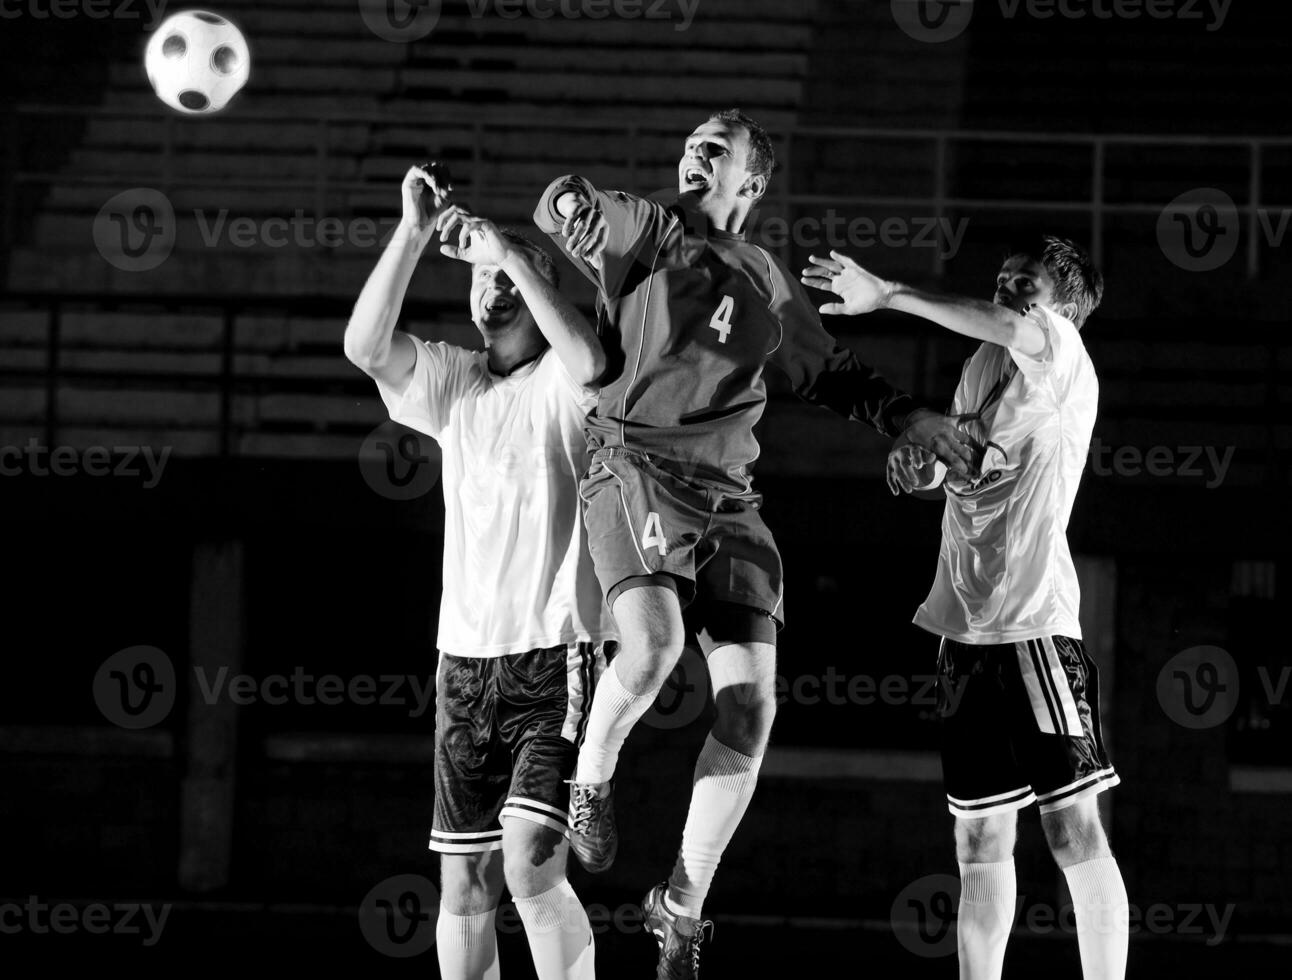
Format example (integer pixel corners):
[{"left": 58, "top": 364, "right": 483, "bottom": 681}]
[
  {"left": 373, "top": 339, "right": 473, "bottom": 440},
  {"left": 1008, "top": 306, "right": 1080, "bottom": 395}
]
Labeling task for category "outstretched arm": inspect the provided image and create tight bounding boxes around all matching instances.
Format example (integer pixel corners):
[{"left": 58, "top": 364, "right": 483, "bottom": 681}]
[
  {"left": 766, "top": 260, "right": 978, "bottom": 478},
  {"left": 801, "top": 250, "right": 1047, "bottom": 355},
  {"left": 440, "top": 215, "right": 606, "bottom": 386},
  {"left": 344, "top": 164, "right": 459, "bottom": 390}
]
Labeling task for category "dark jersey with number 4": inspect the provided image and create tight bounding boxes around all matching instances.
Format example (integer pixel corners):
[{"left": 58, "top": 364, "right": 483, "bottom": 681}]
[{"left": 535, "top": 176, "right": 917, "bottom": 495}]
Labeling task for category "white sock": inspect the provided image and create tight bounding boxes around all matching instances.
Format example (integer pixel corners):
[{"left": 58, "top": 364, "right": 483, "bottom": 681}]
[
  {"left": 573, "top": 661, "right": 658, "bottom": 785},
  {"left": 1063, "top": 856, "right": 1129, "bottom": 980},
  {"left": 665, "top": 734, "right": 761, "bottom": 918},
  {"left": 513, "top": 880, "right": 595, "bottom": 980},
  {"left": 435, "top": 909, "right": 500, "bottom": 980},
  {"left": 957, "top": 860, "right": 1016, "bottom": 980}
]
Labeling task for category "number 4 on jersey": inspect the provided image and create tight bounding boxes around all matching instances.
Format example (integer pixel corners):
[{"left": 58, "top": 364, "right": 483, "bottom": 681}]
[
  {"left": 709, "top": 294, "right": 734, "bottom": 344},
  {"left": 641, "top": 511, "right": 668, "bottom": 555}
]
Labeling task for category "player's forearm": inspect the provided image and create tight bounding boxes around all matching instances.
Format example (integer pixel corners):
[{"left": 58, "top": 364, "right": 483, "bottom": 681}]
[
  {"left": 501, "top": 251, "right": 605, "bottom": 386},
  {"left": 886, "top": 283, "right": 1027, "bottom": 350},
  {"left": 343, "top": 220, "right": 430, "bottom": 368}
]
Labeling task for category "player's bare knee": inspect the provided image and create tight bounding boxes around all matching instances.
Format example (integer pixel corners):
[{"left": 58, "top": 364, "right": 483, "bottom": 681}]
[
  {"left": 439, "top": 854, "right": 501, "bottom": 915},
  {"left": 501, "top": 820, "right": 565, "bottom": 899},
  {"left": 954, "top": 814, "right": 1017, "bottom": 864},
  {"left": 712, "top": 686, "right": 776, "bottom": 755},
  {"left": 1041, "top": 802, "right": 1110, "bottom": 866}
]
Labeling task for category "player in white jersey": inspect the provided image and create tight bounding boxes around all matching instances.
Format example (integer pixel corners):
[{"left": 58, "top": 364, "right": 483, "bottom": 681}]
[
  {"left": 344, "top": 163, "right": 617, "bottom": 980},
  {"left": 803, "top": 236, "right": 1128, "bottom": 980}
]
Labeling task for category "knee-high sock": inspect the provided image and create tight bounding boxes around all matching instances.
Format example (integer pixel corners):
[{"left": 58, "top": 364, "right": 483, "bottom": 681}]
[
  {"left": 574, "top": 661, "right": 657, "bottom": 785},
  {"left": 436, "top": 909, "right": 500, "bottom": 980},
  {"left": 957, "top": 860, "right": 1016, "bottom": 980},
  {"left": 665, "top": 734, "right": 761, "bottom": 919},
  {"left": 513, "top": 879, "right": 595, "bottom": 980},
  {"left": 1063, "top": 856, "right": 1129, "bottom": 980}
]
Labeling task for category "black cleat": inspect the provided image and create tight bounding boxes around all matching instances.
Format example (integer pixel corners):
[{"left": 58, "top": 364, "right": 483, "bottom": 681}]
[
  {"left": 566, "top": 780, "right": 618, "bottom": 873},
  {"left": 642, "top": 881, "right": 714, "bottom": 979}
]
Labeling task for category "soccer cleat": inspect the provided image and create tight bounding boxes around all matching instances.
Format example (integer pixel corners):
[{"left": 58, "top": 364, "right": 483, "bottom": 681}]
[
  {"left": 566, "top": 780, "right": 618, "bottom": 872},
  {"left": 642, "top": 881, "right": 714, "bottom": 980}
]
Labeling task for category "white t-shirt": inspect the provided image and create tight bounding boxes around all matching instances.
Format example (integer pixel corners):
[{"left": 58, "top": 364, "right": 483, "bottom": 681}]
[
  {"left": 913, "top": 307, "right": 1098, "bottom": 645},
  {"left": 376, "top": 340, "right": 617, "bottom": 657}
]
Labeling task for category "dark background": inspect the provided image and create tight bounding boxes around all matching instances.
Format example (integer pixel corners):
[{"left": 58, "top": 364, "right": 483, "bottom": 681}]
[{"left": 1, "top": 0, "right": 1288, "bottom": 974}]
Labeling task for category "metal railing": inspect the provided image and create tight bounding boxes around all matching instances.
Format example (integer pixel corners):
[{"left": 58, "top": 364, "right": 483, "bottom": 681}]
[{"left": 6, "top": 103, "right": 1291, "bottom": 278}]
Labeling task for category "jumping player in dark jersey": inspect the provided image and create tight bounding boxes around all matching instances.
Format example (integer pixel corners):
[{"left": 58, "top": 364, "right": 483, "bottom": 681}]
[{"left": 533, "top": 109, "right": 976, "bottom": 979}]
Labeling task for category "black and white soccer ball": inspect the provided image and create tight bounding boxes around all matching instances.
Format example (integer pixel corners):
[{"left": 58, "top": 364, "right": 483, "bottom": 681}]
[{"left": 144, "top": 10, "right": 251, "bottom": 115}]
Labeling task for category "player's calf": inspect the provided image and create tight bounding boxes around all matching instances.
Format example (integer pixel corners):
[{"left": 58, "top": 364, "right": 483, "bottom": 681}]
[
  {"left": 438, "top": 852, "right": 505, "bottom": 980},
  {"left": 502, "top": 818, "right": 596, "bottom": 980},
  {"left": 1043, "top": 799, "right": 1128, "bottom": 980}
]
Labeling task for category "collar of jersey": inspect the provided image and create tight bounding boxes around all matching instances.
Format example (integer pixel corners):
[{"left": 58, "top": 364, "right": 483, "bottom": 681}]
[{"left": 487, "top": 347, "right": 545, "bottom": 379}]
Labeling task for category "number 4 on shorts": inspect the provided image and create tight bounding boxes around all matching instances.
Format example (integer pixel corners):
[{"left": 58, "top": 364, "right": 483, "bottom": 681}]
[{"left": 641, "top": 511, "right": 668, "bottom": 555}]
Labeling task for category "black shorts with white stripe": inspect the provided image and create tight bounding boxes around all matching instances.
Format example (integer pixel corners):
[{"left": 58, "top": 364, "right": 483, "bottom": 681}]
[
  {"left": 429, "top": 641, "right": 609, "bottom": 854},
  {"left": 936, "top": 635, "right": 1119, "bottom": 820}
]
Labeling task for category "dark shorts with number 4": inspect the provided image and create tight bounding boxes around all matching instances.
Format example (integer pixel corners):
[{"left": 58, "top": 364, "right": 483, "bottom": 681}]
[
  {"left": 430, "top": 642, "right": 609, "bottom": 854},
  {"left": 937, "top": 635, "right": 1119, "bottom": 819},
  {"left": 578, "top": 447, "right": 784, "bottom": 639}
]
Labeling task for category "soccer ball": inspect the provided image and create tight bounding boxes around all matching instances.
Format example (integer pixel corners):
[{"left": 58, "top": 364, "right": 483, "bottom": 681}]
[{"left": 144, "top": 10, "right": 250, "bottom": 115}]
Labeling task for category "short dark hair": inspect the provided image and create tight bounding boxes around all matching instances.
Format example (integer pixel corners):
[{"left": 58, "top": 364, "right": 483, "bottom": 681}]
[
  {"left": 708, "top": 108, "right": 775, "bottom": 182},
  {"left": 1010, "top": 234, "right": 1104, "bottom": 328},
  {"left": 498, "top": 228, "right": 559, "bottom": 288}
]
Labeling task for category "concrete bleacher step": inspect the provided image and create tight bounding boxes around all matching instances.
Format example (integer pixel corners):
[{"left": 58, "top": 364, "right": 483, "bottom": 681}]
[
  {"left": 65, "top": 148, "right": 365, "bottom": 181},
  {"left": 412, "top": 44, "right": 807, "bottom": 77},
  {"left": 108, "top": 62, "right": 399, "bottom": 94},
  {"left": 395, "top": 69, "right": 802, "bottom": 107},
  {"left": 5, "top": 246, "right": 481, "bottom": 301}
]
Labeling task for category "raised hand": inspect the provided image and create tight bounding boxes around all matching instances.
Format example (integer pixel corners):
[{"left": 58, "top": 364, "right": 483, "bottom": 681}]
[
  {"left": 561, "top": 198, "right": 607, "bottom": 266},
  {"left": 801, "top": 250, "right": 893, "bottom": 316},
  {"left": 439, "top": 214, "right": 513, "bottom": 267},
  {"left": 401, "top": 162, "right": 454, "bottom": 239}
]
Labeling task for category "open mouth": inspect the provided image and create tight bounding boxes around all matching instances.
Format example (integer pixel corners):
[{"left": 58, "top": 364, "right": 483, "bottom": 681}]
[
  {"left": 682, "top": 166, "right": 710, "bottom": 189},
  {"left": 483, "top": 293, "right": 516, "bottom": 317}
]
